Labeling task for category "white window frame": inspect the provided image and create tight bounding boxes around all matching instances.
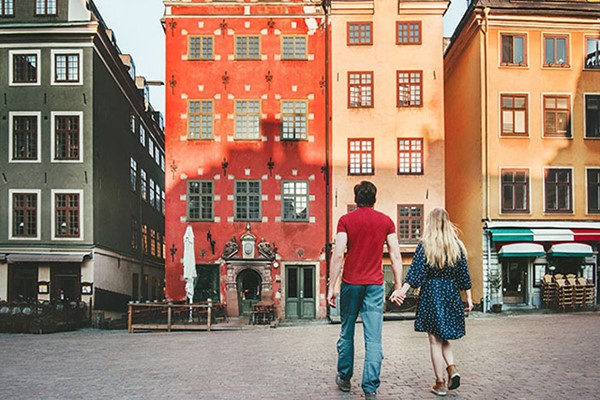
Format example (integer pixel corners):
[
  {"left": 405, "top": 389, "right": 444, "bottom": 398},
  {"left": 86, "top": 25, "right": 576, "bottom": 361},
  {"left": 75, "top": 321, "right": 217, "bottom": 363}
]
[
  {"left": 8, "top": 189, "right": 41, "bottom": 241},
  {"left": 542, "top": 166, "right": 574, "bottom": 215},
  {"left": 8, "top": 111, "right": 42, "bottom": 163},
  {"left": 585, "top": 166, "right": 600, "bottom": 215},
  {"left": 50, "top": 49, "right": 83, "bottom": 86},
  {"left": 9, "top": 49, "right": 41, "bottom": 86},
  {"left": 50, "top": 111, "right": 84, "bottom": 163},
  {"left": 584, "top": 92, "right": 600, "bottom": 140},
  {"left": 498, "top": 166, "right": 532, "bottom": 215},
  {"left": 51, "top": 189, "right": 84, "bottom": 241}
]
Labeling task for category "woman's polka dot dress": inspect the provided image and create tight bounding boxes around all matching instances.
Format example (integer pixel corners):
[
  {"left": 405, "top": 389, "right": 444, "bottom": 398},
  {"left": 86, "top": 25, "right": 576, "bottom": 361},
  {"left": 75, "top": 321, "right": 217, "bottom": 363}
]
[{"left": 405, "top": 242, "right": 472, "bottom": 340}]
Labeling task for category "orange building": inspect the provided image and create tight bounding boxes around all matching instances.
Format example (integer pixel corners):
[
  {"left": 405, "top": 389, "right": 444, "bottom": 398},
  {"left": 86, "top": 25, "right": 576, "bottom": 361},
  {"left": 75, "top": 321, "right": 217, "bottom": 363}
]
[
  {"left": 328, "top": 0, "right": 448, "bottom": 309},
  {"left": 162, "top": 1, "right": 327, "bottom": 320},
  {"left": 445, "top": 0, "right": 600, "bottom": 311}
]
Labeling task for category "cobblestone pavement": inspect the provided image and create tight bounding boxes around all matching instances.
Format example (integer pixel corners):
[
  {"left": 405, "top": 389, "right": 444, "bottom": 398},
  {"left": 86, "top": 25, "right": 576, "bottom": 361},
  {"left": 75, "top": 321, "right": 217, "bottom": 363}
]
[{"left": 1, "top": 312, "right": 600, "bottom": 400}]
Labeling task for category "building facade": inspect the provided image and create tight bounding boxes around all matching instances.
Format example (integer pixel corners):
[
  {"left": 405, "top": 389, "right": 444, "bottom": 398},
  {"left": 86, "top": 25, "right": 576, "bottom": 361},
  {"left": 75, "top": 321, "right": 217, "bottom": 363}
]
[
  {"left": 0, "top": 0, "right": 165, "bottom": 319},
  {"left": 445, "top": 0, "right": 600, "bottom": 311},
  {"left": 328, "top": 0, "right": 448, "bottom": 309},
  {"left": 163, "top": 0, "right": 327, "bottom": 319}
]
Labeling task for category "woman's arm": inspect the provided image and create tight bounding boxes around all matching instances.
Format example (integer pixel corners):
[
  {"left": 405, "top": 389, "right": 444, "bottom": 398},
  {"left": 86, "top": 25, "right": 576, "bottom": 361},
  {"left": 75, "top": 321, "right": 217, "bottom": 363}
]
[{"left": 464, "top": 289, "right": 473, "bottom": 312}]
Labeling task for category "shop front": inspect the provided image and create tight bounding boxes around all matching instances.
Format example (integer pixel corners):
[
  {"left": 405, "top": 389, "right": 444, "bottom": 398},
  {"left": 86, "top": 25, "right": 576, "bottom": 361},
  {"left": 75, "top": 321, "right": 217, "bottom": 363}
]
[{"left": 485, "top": 222, "right": 599, "bottom": 311}]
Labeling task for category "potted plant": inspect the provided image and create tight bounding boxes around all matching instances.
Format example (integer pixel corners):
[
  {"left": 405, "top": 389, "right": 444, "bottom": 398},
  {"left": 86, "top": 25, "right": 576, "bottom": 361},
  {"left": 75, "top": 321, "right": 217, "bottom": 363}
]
[{"left": 488, "top": 270, "right": 503, "bottom": 313}]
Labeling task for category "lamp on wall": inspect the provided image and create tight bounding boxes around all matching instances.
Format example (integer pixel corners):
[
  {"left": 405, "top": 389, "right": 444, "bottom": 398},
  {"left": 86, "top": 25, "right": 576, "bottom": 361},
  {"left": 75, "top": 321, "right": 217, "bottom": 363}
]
[
  {"left": 38, "top": 281, "right": 49, "bottom": 294},
  {"left": 81, "top": 282, "right": 93, "bottom": 295},
  {"left": 221, "top": 157, "right": 229, "bottom": 175}
]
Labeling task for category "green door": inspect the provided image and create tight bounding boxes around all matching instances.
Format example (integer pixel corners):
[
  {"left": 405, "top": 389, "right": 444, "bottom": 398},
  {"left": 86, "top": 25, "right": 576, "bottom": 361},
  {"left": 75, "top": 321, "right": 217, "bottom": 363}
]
[{"left": 285, "top": 265, "right": 315, "bottom": 319}]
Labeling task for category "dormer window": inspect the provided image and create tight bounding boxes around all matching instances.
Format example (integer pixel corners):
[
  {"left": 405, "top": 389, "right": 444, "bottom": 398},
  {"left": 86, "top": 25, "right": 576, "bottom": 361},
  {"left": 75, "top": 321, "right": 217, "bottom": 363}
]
[{"left": 36, "top": 0, "right": 57, "bottom": 15}]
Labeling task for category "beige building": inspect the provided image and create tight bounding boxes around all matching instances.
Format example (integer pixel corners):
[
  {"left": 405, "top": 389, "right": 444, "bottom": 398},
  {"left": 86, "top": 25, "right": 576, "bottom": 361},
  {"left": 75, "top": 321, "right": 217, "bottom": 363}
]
[
  {"left": 328, "top": 0, "right": 449, "bottom": 308},
  {"left": 445, "top": 0, "right": 600, "bottom": 311}
]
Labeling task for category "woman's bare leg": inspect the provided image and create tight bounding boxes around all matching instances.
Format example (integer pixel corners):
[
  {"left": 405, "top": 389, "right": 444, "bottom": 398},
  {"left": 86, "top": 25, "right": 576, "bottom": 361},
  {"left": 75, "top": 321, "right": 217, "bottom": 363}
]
[{"left": 428, "top": 333, "right": 446, "bottom": 382}]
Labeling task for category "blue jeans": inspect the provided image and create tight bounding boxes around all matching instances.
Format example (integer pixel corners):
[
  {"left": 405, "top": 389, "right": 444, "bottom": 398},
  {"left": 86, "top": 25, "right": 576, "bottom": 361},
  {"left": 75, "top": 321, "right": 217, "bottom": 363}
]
[{"left": 336, "top": 282, "right": 384, "bottom": 394}]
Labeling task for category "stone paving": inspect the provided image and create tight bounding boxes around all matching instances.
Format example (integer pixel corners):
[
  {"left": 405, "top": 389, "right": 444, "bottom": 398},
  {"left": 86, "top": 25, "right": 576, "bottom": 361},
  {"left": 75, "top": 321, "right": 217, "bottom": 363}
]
[{"left": 1, "top": 312, "right": 600, "bottom": 400}]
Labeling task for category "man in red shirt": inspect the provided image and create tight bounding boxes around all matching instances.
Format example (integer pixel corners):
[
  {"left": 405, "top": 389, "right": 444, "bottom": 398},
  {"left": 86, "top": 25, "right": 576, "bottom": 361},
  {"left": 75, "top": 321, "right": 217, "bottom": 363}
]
[{"left": 327, "top": 181, "right": 404, "bottom": 400}]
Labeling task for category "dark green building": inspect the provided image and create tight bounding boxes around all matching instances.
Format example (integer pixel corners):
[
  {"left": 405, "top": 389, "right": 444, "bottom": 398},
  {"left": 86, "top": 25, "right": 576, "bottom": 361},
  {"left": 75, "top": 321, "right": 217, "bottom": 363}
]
[{"left": 0, "top": 0, "right": 165, "bottom": 319}]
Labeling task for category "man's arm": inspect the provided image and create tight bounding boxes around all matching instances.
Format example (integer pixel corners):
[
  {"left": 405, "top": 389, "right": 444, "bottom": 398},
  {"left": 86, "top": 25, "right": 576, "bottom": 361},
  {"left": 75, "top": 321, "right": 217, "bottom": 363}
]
[
  {"left": 386, "top": 233, "right": 406, "bottom": 304},
  {"left": 327, "top": 232, "right": 347, "bottom": 308}
]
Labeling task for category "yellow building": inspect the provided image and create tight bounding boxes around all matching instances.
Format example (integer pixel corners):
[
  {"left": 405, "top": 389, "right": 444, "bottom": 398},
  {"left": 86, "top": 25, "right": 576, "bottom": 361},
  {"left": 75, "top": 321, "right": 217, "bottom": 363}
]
[
  {"left": 445, "top": 0, "right": 600, "bottom": 311},
  {"left": 328, "top": 0, "right": 448, "bottom": 308}
]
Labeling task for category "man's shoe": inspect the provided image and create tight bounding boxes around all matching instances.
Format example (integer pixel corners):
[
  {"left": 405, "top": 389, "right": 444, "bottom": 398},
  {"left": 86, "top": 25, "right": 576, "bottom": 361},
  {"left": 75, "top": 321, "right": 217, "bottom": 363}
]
[
  {"left": 431, "top": 380, "right": 447, "bottom": 396},
  {"left": 364, "top": 392, "right": 378, "bottom": 400},
  {"left": 335, "top": 375, "right": 351, "bottom": 392},
  {"left": 446, "top": 364, "right": 460, "bottom": 390}
]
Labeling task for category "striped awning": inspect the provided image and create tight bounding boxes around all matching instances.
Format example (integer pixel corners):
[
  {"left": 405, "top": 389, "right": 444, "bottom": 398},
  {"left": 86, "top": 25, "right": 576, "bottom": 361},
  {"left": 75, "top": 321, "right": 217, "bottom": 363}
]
[
  {"left": 491, "top": 228, "right": 600, "bottom": 243},
  {"left": 548, "top": 243, "right": 594, "bottom": 257},
  {"left": 498, "top": 243, "right": 546, "bottom": 258}
]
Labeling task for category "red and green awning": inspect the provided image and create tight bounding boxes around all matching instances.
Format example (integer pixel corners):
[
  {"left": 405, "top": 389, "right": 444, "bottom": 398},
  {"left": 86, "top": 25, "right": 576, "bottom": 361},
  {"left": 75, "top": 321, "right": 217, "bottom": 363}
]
[{"left": 491, "top": 228, "right": 600, "bottom": 243}]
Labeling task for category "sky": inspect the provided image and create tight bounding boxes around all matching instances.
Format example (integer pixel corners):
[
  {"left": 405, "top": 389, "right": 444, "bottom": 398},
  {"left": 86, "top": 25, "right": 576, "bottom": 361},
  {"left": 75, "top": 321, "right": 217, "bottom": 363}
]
[{"left": 91, "top": 0, "right": 468, "bottom": 116}]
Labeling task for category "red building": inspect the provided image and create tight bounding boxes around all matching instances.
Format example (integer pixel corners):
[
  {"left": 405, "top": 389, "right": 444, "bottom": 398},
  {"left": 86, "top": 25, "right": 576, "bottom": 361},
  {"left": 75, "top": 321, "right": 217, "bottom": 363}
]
[{"left": 163, "top": 1, "right": 327, "bottom": 319}]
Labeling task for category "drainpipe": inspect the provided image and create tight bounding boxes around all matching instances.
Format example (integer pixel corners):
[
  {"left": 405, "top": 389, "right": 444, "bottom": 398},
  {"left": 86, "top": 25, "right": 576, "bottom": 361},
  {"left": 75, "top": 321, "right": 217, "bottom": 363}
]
[
  {"left": 482, "top": 6, "right": 490, "bottom": 312},
  {"left": 322, "top": 0, "right": 331, "bottom": 319}
]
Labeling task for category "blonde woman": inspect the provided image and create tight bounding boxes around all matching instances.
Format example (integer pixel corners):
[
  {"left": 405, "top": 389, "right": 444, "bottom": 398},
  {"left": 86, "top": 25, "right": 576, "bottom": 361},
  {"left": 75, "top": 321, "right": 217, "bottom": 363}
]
[{"left": 390, "top": 208, "right": 473, "bottom": 396}]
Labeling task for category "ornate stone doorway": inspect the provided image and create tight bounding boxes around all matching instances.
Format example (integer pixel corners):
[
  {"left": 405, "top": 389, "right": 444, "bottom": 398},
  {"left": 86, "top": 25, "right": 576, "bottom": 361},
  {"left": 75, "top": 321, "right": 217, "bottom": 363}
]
[{"left": 236, "top": 268, "right": 262, "bottom": 316}]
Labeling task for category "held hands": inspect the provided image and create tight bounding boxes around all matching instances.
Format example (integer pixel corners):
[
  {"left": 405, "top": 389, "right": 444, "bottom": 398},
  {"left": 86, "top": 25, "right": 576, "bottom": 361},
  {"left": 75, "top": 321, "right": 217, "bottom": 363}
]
[{"left": 389, "top": 289, "right": 407, "bottom": 306}]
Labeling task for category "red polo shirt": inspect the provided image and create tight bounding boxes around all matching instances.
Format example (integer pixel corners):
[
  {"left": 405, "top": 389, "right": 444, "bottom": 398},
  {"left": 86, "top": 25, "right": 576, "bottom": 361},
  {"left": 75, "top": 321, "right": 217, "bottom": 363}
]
[{"left": 337, "top": 207, "right": 395, "bottom": 285}]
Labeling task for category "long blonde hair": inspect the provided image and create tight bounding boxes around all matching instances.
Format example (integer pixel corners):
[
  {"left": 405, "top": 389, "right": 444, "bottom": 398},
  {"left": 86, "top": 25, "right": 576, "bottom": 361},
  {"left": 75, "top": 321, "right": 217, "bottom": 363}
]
[{"left": 421, "top": 208, "right": 467, "bottom": 268}]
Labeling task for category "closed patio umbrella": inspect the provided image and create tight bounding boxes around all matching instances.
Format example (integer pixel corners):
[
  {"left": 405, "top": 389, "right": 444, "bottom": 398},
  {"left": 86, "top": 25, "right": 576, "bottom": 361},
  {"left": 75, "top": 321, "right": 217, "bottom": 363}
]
[{"left": 183, "top": 225, "right": 196, "bottom": 305}]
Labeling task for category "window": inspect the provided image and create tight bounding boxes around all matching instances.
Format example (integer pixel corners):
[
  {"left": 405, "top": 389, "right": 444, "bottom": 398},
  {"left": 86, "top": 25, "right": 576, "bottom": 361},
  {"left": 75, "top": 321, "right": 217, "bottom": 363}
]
[
  {"left": 235, "top": 36, "right": 260, "bottom": 60},
  {"left": 149, "top": 178, "right": 155, "bottom": 208},
  {"left": 545, "top": 168, "right": 572, "bottom": 213},
  {"left": 160, "top": 154, "right": 165, "bottom": 172},
  {"left": 150, "top": 229, "right": 156, "bottom": 257},
  {"left": 348, "top": 72, "right": 373, "bottom": 108},
  {"left": 140, "top": 124, "right": 146, "bottom": 146},
  {"left": 140, "top": 169, "right": 147, "bottom": 201},
  {"left": 1, "top": 0, "right": 14, "bottom": 16},
  {"left": 585, "top": 94, "right": 600, "bottom": 138},
  {"left": 397, "top": 22, "right": 421, "bottom": 45},
  {"left": 544, "top": 34, "right": 569, "bottom": 67},
  {"left": 588, "top": 169, "right": 600, "bottom": 214},
  {"left": 161, "top": 190, "right": 166, "bottom": 216},
  {"left": 281, "top": 100, "right": 307, "bottom": 140},
  {"left": 187, "top": 181, "right": 214, "bottom": 221},
  {"left": 10, "top": 113, "right": 40, "bottom": 162},
  {"left": 10, "top": 191, "right": 39, "bottom": 239},
  {"left": 148, "top": 139, "right": 154, "bottom": 157},
  {"left": 501, "top": 33, "right": 526, "bottom": 66},
  {"left": 130, "top": 114, "right": 136, "bottom": 134},
  {"left": 53, "top": 53, "right": 80, "bottom": 83},
  {"left": 544, "top": 95, "right": 571, "bottom": 137},
  {"left": 282, "top": 36, "right": 307, "bottom": 59},
  {"left": 54, "top": 192, "right": 81, "bottom": 238},
  {"left": 35, "top": 0, "right": 57, "bottom": 14},
  {"left": 348, "top": 138, "right": 374, "bottom": 175},
  {"left": 282, "top": 181, "right": 309, "bottom": 221},
  {"left": 131, "top": 218, "right": 139, "bottom": 250},
  {"left": 398, "top": 138, "right": 423, "bottom": 175},
  {"left": 397, "top": 71, "right": 422, "bottom": 107},
  {"left": 347, "top": 22, "right": 372, "bottom": 45},
  {"left": 129, "top": 158, "right": 137, "bottom": 192},
  {"left": 235, "top": 100, "right": 260, "bottom": 139},
  {"left": 501, "top": 94, "right": 528, "bottom": 136},
  {"left": 53, "top": 114, "right": 81, "bottom": 161},
  {"left": 188, "top": 100, "right": 213, "bottom": 139},
  {"left": 189, "top": 36, "right": 213, "bottom": 60},
  {"left": 142, "top": 225, "right": 148, "bottom": 254},
  {"left": 501, "top": 169, "right": 529, "bottom": 213},
  {"left": 154, "top": 182, "right": 161, "bottom": 211},
  {"left": 10, "top": 51, "right": 40, "bottom": 84},
  {"left": 398, "top": 205, "right": 423, "bottom": 243},
  {"left": 585, "top": 37, "right": 600, "bottom": 69},
  {"left": 235, "top": 181, "right": 261, "bottom": 221},
  {"left": 156, "top": 232, "right": 162, "bottom": 259},
  {"left": 154, "top": 147, "right": 160, "bottom": 166}
]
